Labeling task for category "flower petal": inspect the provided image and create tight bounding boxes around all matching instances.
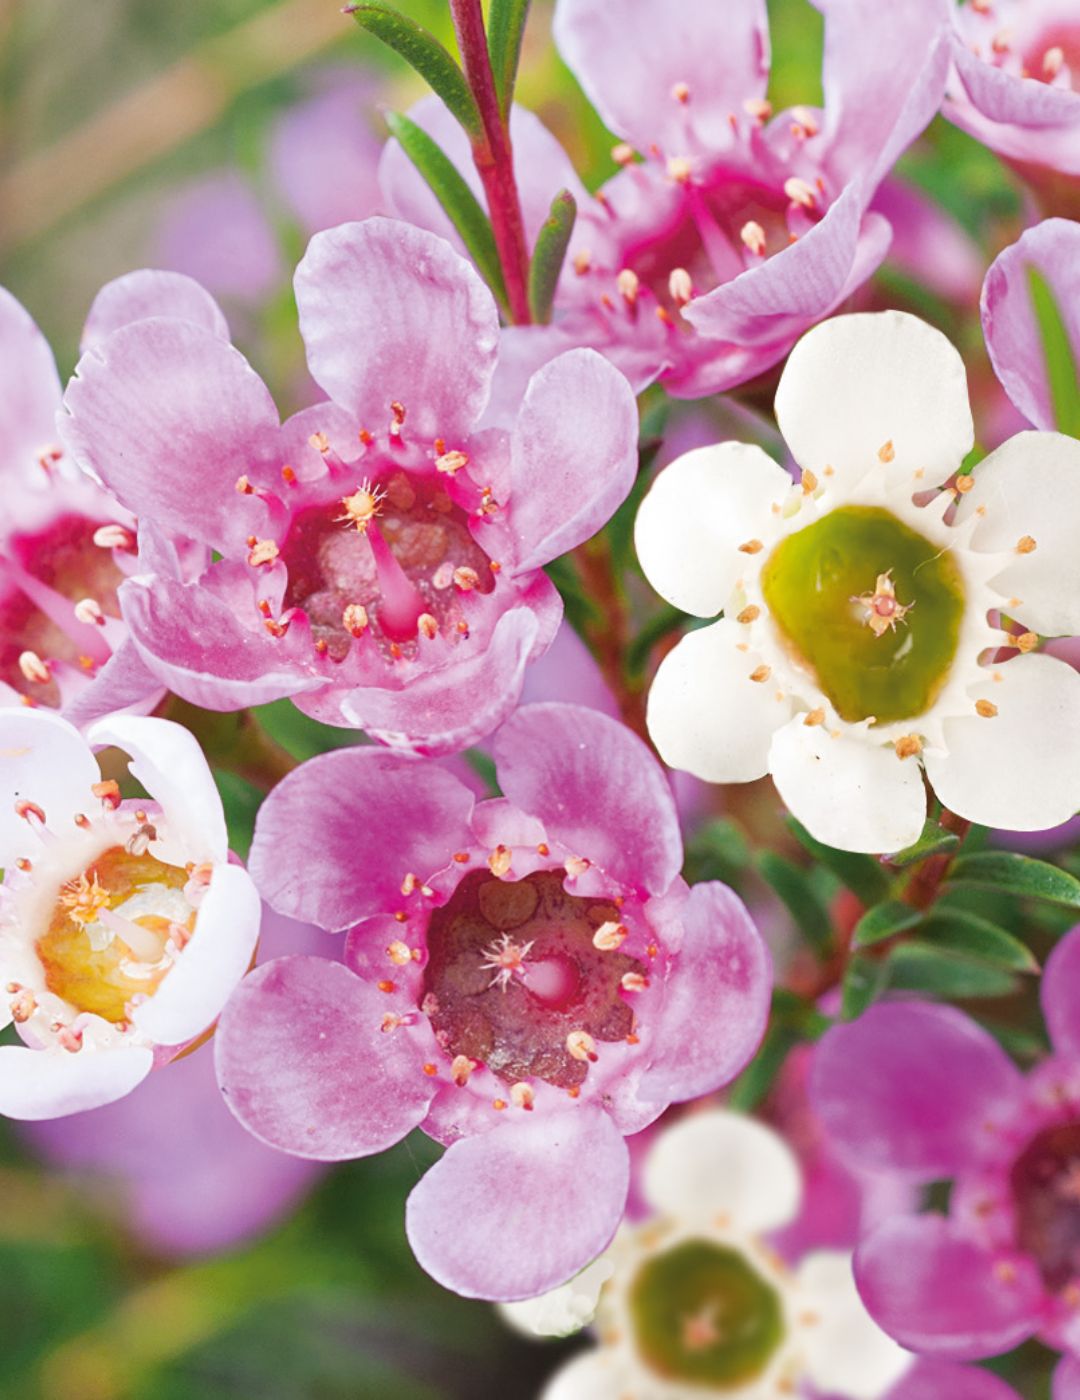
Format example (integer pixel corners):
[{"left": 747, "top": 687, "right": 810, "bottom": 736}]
[
  {"left": 1055, "top": 1356, "right": 1080, "bottom": 1400},
  {"left": 1040, "top": 926, "right": 1080, "bottom": 1062},
  {"left": 406, "top": 1106, "right": 629, "bottom": 1300},
  {"left": 637, "top": 881, "right": 771, "bottom": 1105},
  {"left": 86, "top": 714, "right": 228, "bottom": 864},
  {"left": 768, "top": 720, "right": 927, "bottom": 854},
  {"left": 295, "top": 217, "right": 498, "bottom": 441},
  {"left": 647, "top": 620, "right": 793, "bottom": 782},
  {"left": 642, "top": 1109, "right": 801, "bottom": 1231},
  {"left": 499, "top": 1256, "right": 614, "bottom": 1338},
  {"left": 854, "top": 1215, "right": 1043, "bottom": 1360},
  {"left": 153, "top": 171, "right": 282, "bottom": 303},
  {"left": 507, "top": 349, "right": 638, "bottom": 574},
  {"left": 635, "top": 443, "right": 792, "bottom": 617},
  {"left": 81, "top": 269, "right": 230, "bottom": 352},
  {"left": 541, "top": 1351, "right": 628, "bottom": 1400},
  {"left": 214, "top": 955, "right": 435, "bottom": 1159},
  {"left": 0, "top": 708, "right": 100, "bottom": 868},
  {"left": 810, "top": 1002, "right": 1025, "bottom": 1180},
  {"left": 951, "top": 34, "right": 1080, "bottom": 130},
  {"left": 61, "top": 641, "right": 165, "bottom": 732},
  {"left": 0, "top": 1044, "right": 153, "bottom": 1120},
  {"left": 249, "top": 748, "right": 474, "bottom": 930},
  {"left": 797, "top": 1249, "right": 914, "bottom": 1400},
  {"left": 774, "top": 311, "right": 973, "bottom": 492},
  {"left": 956, "top": 430, "right": 1080, "bottom": 636},
  {"left": 924, "top": 654, "right": 1080, "bottom": 832},
  {"left": 890, "top": 1360, "right": 1023, "bottom": 1400},
  {"left": 492, "top": 702, "right": 682, "bottom": 895},
  {"left": 0, "top": 286, "right": 61, "bottom": 481}
]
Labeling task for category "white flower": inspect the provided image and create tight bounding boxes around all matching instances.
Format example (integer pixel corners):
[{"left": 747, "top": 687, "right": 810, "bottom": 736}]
[
  {"left": 636, "top": 310, "right": 1080, "bottom": 852},
  {"left": 535, "top": 1110, "right": 912, "bottom": 1400},
  {"left": 0, "top": 709, "right": 260, "bottom": 1119}
]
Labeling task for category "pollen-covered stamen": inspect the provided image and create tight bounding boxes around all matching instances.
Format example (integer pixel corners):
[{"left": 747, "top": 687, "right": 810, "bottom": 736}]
[
  {"left": 852, "top": 571, "right": 913, "bottom": 637},
  {"left": 337, "top": 480, "right": 387, "bottom": 534},
  {"left": 58, "top": 870, "right": 112, "bottom": 926},
  {"left": 740, "top": 221, "right": 767, "bottom": 256},
  {"left": 480, "top": 932, "right": 536, "bottom": 992},
  {"left": 1043, "top": 45, "right": 1065, "bottom": 79},
  {"left": 73, "top": 598, "right": 106, "bottom": 627},
  {"left": 18, "top": 650, "right": 50, "bottom": 684},
  {"left": 247, "top": 538, "right": 280, "bottom": 568},
  {"left": 92, "top": 524, "right": 136, "bottom": 552},
  {"left": 783, "top": 176, "right": 817, "bottom": 209}
]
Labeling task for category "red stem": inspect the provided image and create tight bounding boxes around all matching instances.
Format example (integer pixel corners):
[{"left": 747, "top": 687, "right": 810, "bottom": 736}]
[{"left": 449, "top": 0, "right": 532, "bottom": 324}]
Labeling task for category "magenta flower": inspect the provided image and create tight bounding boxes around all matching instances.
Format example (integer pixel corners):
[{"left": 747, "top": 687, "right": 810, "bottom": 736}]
[
  {"left": 214, "top": 703, "right": 771, "bottom": 1300},
  {"left": 947, "top": 0, "right": 1080, "bottom": 213},
  {"left": 810, "top": 928, "right": 1080, "bottom": 1391},
  {"left": 61, "top": 218, "right": 638, "bottom": 754}
]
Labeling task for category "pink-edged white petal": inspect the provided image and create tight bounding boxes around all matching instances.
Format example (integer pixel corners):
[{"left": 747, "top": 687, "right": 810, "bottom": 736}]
[
  {"left": 81, "top": 269, "right": 230, "bottom": 352},
  {"left": 924, "top": 654, "right": 1080, "bottom": 832},
  {"left": 0, "top": 286, "right": 61, "bottom": 481},
  {"left": 635, "top": 443, "right": 792, "bottom": 617},
  {"left": 132, "top": 862, "right": 260, "bottom": 1046},
  {"left": 507, "top": 349, "right": 638, "bottom": 574},
  {"left": 797, "top": 1250, "right": 914, "bottom": 1400},
  {"left": 541, "top": 1351, "right": 627, "bottom": 1400},
  {"left": 0, "top": 708, "right": 100, "bottom": 868},
  {"left": 774, "top": 311, "right": 973, "bottom": 492},
  {"left": 86, "top": 714, "right": 228, "bottom": 863},
  {"left": 295, "top": 217, "right": 498, "bottom": 441},
  {"left": 0, "top": 1044, "right": 153, "bottom": 1120},
  {"left": 956, "top": 430, "right": 1080, "bottom": 637},
  {"left": 647, "top": 620, "right": 794, "bottom": 783},
  {"left": 406, "top": 1107, "right": 629, "bottom": 1300},
  {"left": 492, "top": 703, "right": 682, "bottom": 895},
  {"left": 768, "top": 719, "right": 927, "bottom": 854},
  {"left": 1041, "top": 926, "right": 1080, "bottom": 1062},
  {"left": 214, "top": 955, "right": 435, "bottom": 1159},
  {"left": 642, "top": 1109, "right": 801, "bottom": 1231}
]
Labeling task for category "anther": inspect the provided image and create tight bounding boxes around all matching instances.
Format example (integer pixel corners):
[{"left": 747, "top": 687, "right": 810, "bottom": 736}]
[
  {"left": 784, "top": 177, "right": 816, "bottom": 209},
  {"left": 878, "top": 440, "right": 895, "bottom": 463},
  {"left": 737, "top": 605, "right": 760, "bottom": 624},
  {"left": 401, "top": 873, "right": 419, "bottom": 896},
  {"left": 381, "top": 1012, "right": 410, "bottom": 1033},
  {"left": 387, "top": 940, "right": 412, "bottom": 966},
  {"left": 422, "top": 1063, "right": 438, "bottom": 1077},
  {"left": 281, "top": 464, "right": 297, "bottom": 486},
  {"left": 991, "top": 28, "right": 1012, "bottom": 54},
  {"left": 742, "top": 97, "right": 772, "bottom": 122},
  {"left": 567, "top": 1030, "right": 599, "bottom": 1062},
  {"left": 740, "top": 220, "right": 767, "bottom": 256},
  {"left": 93, "top": 524, "right": 136, "bottom": 552},
  {"left": 565, "top": 855, "right": 590, "bottom": 879},
  {"left": 247, "top": 539, "right": 280, "bottom": 567},
  {"left": 15, "top": 799, "right": 46, "bottom": 825},
  {"left": 593, "top": 921, "right": 628, "bottom": 951},
  {"left": 790, "top": 105, "right": 819, "bottom": 137},
  {"left": 667, "top": 156, "right": 693, "bottom": 184},
  {"left": 15, "top": 858, "right": 31, "bottom": 872},
  {"left": 612, "top": 142, "right": 636, "bottom": 166},
  {"left": 435, "top": 450, "right": 469, "bottom": 475},
  {"left": 452, "top": 851, "right": 470, "bottom": 864},
  {"left": 488, "top": 845, "right": 512, "bottom": 878},
  {"left": 342, "top": 603, "right": 369, "bottom": 637},
  {"left": 1016, "top": 535, "right": 1037, "bottom": 553},
  {"left": 738, "top": 539, "right": 763, "bottom": 553},
  {"left": 573, "top": 249, "right": 592, "bottom": 276},
  {"left": 1015, "top": 631, "right": 1038, "bottom": 653},
  {"left": 621, "top": 972, "right": 648, "bottom": 993},
  {"left": 451, "top": 1055, "right": 475, "bottom": 1087},
  {"left": 74, "top": 598, "right": 106, "bottom": 626},
  {"left": 1044, "top": 45, "right": 1065, "bottom": 79},
  {"left": 510, "top": 1082, "right": 535, "bottom": 1110},
  {"left": 894, "top": 734, "right": 922, "bottom": 759},
  {"left": 804, "top": 708, "right": 825, "bottom": 726},
  {"left": 10, "top": 990, "right": 36, "bottom": 1023},
  {"left": 955, "top": 473, "right": 975, "bottom": 493},
  {"left": 453, "top": 566, "right": 480, "bottom": 591},
  {"left": 801, "top": 468, "right": 818, "bottom": 493},
  {"left": 668, "top": 267, "right": 693, "bottom": 306},
  {"left": 235, "top": 474, "right": 253, "bottom": 494},
  {"left": 616, "top": 269, "right": 640, "bottom": 307},
  {"left": 57, "top": 1026, "right": 84, "bottom": 1053},
  {"left": 390, "top": 401, "right": 406, "bottom": 425},
  {"left": 537, "top": 842, "right": 550, "bottom": 856},
  {"left": 671, "top": 81, "right": 690, "bottom": 104},
  {"left": 18, "top": 651, "right": 50, "bottom": 684},
  {"left": 492, "top": 1098, "right": 507, "bottom": 1111},
  {"left": 417, "top": 613, "right": 438, "bottom": 640},
  {"left": 749, "top": 665, "right": 771, "bottom": 683},
  {"left": 74, "top": 813, "right": 90, "bottom": 829},
  {"left": 976, "top": 699, "right": 999, "bottom": 718}
]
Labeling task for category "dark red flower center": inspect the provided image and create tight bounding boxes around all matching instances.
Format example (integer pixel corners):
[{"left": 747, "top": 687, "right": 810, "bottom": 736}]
[{"left": 1011, "top": 1121, "right": 1080, "bottom": 1291}]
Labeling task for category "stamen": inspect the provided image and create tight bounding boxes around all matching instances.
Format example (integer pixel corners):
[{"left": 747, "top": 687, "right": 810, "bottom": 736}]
[
  {"left": 612, "top": 142, "right": 636, "bottom": 166},
  {"left": 510, "top": 1082, "right": 535, "bottom": 1110},
  {"left": 488, "top": 845, "right": 512, "bottom": 878},
  {"left": 18, "top": 651, "right": 50, "bottom": 684},
  {"left": 783, "top": 176, "right": 816, "bottom": 209},
  {"left": 566, "top": 1030, "right": 598, "bottom": 1062},
  {"left": 749, "top": 665, "right": 771, "bottom": 683},
  {"left": 1016, "top": 535, "right": 1037, "bottom": 554},
  {"left": 337, "top": 480, "right": 387, "bottom": 533},
  {"left": 73, "top": 598, "right": 105, "bottom": 626},
  {"left": 976, "top": 699, "right": 998, "bottom": 718},
  {"left": 743, "top": 97, "right": 772, "bottom": 122},
  {"left": 1044, "top": 46, "right": 1065, "bottom": 79},
  {"left": 592, "top": 921, "right": 627, "bottom": 952},
  {"left": 894, "top": 735, "right": 922, "bottom": 759},
  {"left": 247, "top": 538, "right": 280, "bottom": 568},
  {"left": 342, "top": 603, "right": 369, "bottom": 638},
  {"left": 435, "top": 450, "right": 469, "bottom": 476},
  {"left": 737, "top": 605, "right": 760, "bottom": 624},
  {"left": 740, "top": 220, "right": 767, "bottom": 257},
  {"left": 878, "top": 440, "right": 896, "bottom": 463},
  {"left": 92, "top": 524, "right": 136, "bottom": 552},
  {"left": 668, "top": 267, "right": 693, "bottom": 307},
  {"left": 616, "top": 269, "right": 640, "bottom": 307},
  {"left": 671, "top": 81, "right": 690, "bottom": 104}
]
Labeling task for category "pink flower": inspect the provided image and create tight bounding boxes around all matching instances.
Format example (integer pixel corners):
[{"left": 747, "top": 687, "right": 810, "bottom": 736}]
[
  {"left": 810, "top": 927, "right": 1080, "bottom": 1394},
  {"left": 0, "top": 708, "right": 261, "bottom": 1119},
  {"left": 61, "top": 219, "right": 639, "bottom": 755},
  {"left": 214, "top": 703, "right": 771, "bottom": 1300},
  {"left": 947, "top": 0, "right": 1080, "bottom": 214}
]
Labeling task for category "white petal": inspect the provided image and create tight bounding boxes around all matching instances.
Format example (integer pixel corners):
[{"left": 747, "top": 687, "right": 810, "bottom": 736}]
[
  {"left": 499, "top": 1255, "right": 614, "bottom": 1338},
  {"left": 768, "top": 719, "right": 927, "bottom": 854},
  {"left": 775, "top": 311, "right": 973, "bottom": 493},
  {"left": 87, "top": 715, "right": 227, "bottom": 862},
  {"left": 0, "top": 709, "right": 100, "bottom": 868},
  {"left": 797, "top": 1251, "right": 914, "bottom": 1400},
  {"left": 924, "top": 654, "right": 1080, "bottom": 831},
  {"left": 642, "top": 1109, "right": 803, "bottom": 1233},
  {"left": 541, "top": 1350, "right": 628, "bottom": 1400},
  {"left": 646, "top": 620, "right": 793, "bottom": 782},
  {"left": 634, "top": 443, "right": 792, "bottom": 616},
  {"left": 0, "top": 1043, "right": 153, "bottom": 1119},
  {"left": 132, "top": 862, "right": 260, "bottom": 1046},
  {"left": 955, "top": 431, "right": 1080, "bottom": 637}
]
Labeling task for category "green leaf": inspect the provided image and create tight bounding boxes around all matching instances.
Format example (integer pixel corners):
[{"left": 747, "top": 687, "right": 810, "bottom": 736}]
[
  {"left": 384, "top": 110, "right": 508, "bottom": 312},
  {"left": 213, "top": 769, "right": 262, "bottom": 860},
  {"left": 919, "top": 908, "right": 1039, "bottom": 972},
  {"left": 947, "top": 851, "right": 1080, "bottom": 908},
  {"left": 626, "top": 603, "right": 685, "bottom": 679},
  {"left": 727, "top": 1021, "right": 798, "bottom": 1112},
  {"left": 841, "top": 952, "right": 888, "bottom": 1020},
  {"left": 683, "top": 819, "right": 752, "bottom": 887},
  {"left": 1027, "top": 262, "right": 1080, "bottom": 438},
  {"left": 852, "top": 899, "right": 922, "bottom": 948},
  {"left": 527, "top": 188, "right": 576, "bottom": 324},
  {"left": 886, "top": 941, "right": 1018, "bottom": 999},
  {"left": 890, "top": 820, "right": 961, "bottom": 868},
  {"left": 346, "top": 5, "right": 482, "bottom": 140},
  {"left": 786, "top": 817, "right": 890, "bottom": 906},
  {"left": 756, "top": 851, "right": 833, "bottom": 958},
  {"left": 487, "top": 0, "right": 531, "bottom": 117}
]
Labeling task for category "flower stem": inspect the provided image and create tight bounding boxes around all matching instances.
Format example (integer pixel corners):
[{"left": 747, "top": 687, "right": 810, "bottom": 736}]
[
  {"left": 905, "top": 810, "right": 972, "bottom": 911},
  {"left": 449, "top": 0, "right": 532, "bottom": 324}
]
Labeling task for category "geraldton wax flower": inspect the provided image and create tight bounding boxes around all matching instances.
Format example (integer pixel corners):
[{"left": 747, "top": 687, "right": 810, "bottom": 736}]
[
  {"left": 214, "top": 703, "right": 771, "bottom": 1301},
  {"left": 636, "top": 310, "right": 1080, "bottom": 854},
  {"left": 0, "top": 709, "right": 260, "bottom": 1119}
]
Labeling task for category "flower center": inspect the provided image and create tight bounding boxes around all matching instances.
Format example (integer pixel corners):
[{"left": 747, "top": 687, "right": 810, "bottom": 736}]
[
  {"left": 760, "top": 505, "right": 966, "bottom": 724},
  {"left": 420, "top": 869, "right": 643, "bottom": 1089},
  {"left": 37, "top": 847, "right": 195, "bottom": 1023},
  {"left": 280, "top": 468, "right": 493, "bottom": 659},
  {"left": 628, "top": 1239, "right": 785, "bottom": 1389},
  {"left": 1011, "top": 1121, "right": 1080, "bottom": 1292}
]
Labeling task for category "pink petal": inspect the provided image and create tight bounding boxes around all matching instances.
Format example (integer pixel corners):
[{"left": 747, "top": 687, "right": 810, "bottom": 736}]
[
  {"left": 214, "top": 955, "right": 435, "bottom": 1159},
  {"left": 294, "top": 217, "right": 498, "bottom": 442},
  {"left": 153, "top": 171, "right": 282, "bottom": 304},
  {"left": 519, "top": 622, "right": 619, "bottom": 717},
  {"left": 0, "top": 286, "right": 61, "bottom": 479},
  {"left": 0, "top": 1045, "right": 153, "bottom": 1120},
  {"left": 552, "top": 0, "right": 770, "bottom": 155},
  {"left": 810, "top": 1003, "right": 1025, "bottom": 1180},
  {"left": 872, "top": 177, "right": 983, "bottom": 305},
  {"left": 888, "top": 1360, "right": 1023, "bottom": 1400},
  {"left": 1055, "top": 1356, "right": 1080, "bottom": 1400},
  {"left": 507, "top": 349, "right": 638, "bottom": 573},
  {"left": 952, "top": 33, "right": 1080, "bottom": 130},
  {"left": 60, "top": 641, "right": 165, "bottom": 731},
  {"left": 492, "top": 702, "right": 682, "bottom": 894},
  {"left": 249, "top": 747, "right": 474, "bottom": 930},
  {"left": 62, "top": 319, "right": 280, "bottom": 554},
  {"left": 405, "top": 1106, "right": 629, "bottom": 1300},
  {"left": 1041, "top": 926, "right": 1080, "bottom": 1061},
  {"left": 637, "top": 880, "right": 771, "bottom": 1104},
  {"left": 855, "top": 1214, "right": 1043, "bottom": 1359},
  {"left": 81, "top": 269, "right": 229, "bottom": 352}
]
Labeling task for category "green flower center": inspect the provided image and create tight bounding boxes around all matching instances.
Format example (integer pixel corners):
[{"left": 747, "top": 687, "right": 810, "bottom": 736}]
[
  {"left": 629, "top": 1239, "right": 785, "bottom": 1389},
  {"left": 760, "top": 505, "right": 966, "bottom": 725}
]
